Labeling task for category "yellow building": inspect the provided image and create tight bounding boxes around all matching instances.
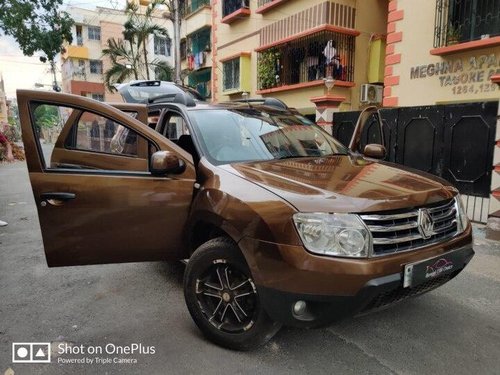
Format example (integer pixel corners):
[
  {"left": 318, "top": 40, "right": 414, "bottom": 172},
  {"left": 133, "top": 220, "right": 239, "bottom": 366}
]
[{"left": 191, "top": 0, "right": 389, "bottom": 115}]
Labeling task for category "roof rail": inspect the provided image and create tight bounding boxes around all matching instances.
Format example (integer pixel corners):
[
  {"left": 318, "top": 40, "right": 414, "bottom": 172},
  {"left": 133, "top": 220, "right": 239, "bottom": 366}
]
[
  {"left": 232, "top": 97, "right": 289, "bottom": 110},
  {"left": 148, "top": 93, "right": 196, "bottom": 107}
]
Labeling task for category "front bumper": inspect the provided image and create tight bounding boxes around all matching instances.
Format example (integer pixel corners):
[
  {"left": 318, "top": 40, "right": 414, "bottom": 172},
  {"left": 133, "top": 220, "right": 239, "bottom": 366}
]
[
  {"left": 258, "top": 245, "right": 474, "bottom": 328},
  {"left": 238, "top": 226, "right": 474, "bottom": 328}
]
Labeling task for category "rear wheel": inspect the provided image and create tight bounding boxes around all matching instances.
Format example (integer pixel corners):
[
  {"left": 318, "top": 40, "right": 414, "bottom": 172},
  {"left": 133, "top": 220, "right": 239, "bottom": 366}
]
[{"left": 183, "top": 237, "right": 281, "bottom": 350}]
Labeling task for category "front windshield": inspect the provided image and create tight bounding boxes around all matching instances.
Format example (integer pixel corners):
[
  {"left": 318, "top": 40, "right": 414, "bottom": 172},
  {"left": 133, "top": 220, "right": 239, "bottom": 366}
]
[{"left": 189, "top": 108, "right": 349, "bottom": 164}]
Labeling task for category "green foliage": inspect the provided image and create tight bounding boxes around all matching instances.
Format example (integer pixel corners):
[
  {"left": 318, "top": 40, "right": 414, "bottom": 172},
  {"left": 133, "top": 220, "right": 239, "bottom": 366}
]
[
  {"left": 258, "top": 49, "right": 280, "bottom": 90},
  {"left": 153, "top": 60, "right": 173, "bottom": 81},
  {"left": 0, "top": 0, "right": 74, "bottom": 62},
  {"left": 33, "top": 105, "right": 60, "bottom": 129},
  {"left": 103, "top": 0, "right": 171, "bottom": 89}
]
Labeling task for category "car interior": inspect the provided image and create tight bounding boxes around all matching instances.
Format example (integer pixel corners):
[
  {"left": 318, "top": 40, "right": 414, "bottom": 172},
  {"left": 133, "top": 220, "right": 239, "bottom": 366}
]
[{"left": 149, "top": 108, "right": 200, "bottom": 165}]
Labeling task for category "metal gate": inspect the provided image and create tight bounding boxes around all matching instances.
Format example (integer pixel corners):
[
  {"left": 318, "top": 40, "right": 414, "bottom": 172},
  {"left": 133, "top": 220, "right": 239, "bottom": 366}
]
[{"left": 332, "top": 102, "right": 498, "bottom": 223}]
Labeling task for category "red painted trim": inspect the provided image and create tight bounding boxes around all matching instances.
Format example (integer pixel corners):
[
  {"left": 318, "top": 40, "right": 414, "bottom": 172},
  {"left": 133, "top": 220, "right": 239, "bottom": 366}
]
[
  {"left": 310, "top": 95, "right": 346, "bottom": 107},
  {"left": 491, "top": 74, "right": 500, "bottom": 85},
  {"left": 494, "top": 165, "right": 500, "bottom": 173},
  {"left": 255, "top": 0, "right": 287, "bottom": 14},
  {"left": 430, "top": 36, "right": 500, "bottom": 55},
  {"left": 385, "top": 53, "right": 401, "bottom": 65},
  {"left": 385, "top": 44, "right": 395, "bottom": 55},
  {"left": 219, "top": 51, "right": 251, "bottom": 63},
  {"left": 255, "top": 24, "right": 361, "bottom": 52},
  {"left": 388, "top": 0, "right": 398, "bottom": 12},
  {"left": 221, "top": 8, "right": 251, "bottom": 24},
  {"left": 384, "top": 65, "right": 393, "bottom": 77},
  {"left": 492, "top": 190, "right": 500, "bottom": 199},
  {"left": 384, "top": 75, "right": 400, "bottom": 86},
  {"left": 387, "top": 31, "right": 403, "bottom": 44},
  {"left": 383, "top": 86, "right": 392, "bottom": 97},
  {"left": 388, "top": 9, "right": 404, "bottom": 23},
  {"left": 256, "top": 80, "right": 355, "bottom": 94},
  {"left": 387, "top": 22, "right": 396, "bottom": 34},
  {"left": 383, "top": 97, "right": 399, "bottom": 107}
]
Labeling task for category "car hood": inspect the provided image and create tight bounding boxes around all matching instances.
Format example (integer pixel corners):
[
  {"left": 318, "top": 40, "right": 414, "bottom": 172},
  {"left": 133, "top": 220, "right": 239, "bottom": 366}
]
[{"left": 220, "top": 156, "right": 456, "bottom": 213}]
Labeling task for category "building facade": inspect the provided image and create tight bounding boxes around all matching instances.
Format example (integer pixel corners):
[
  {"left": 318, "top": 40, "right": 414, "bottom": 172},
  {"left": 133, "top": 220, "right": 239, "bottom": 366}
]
[
  {"left": 61, "top": 5, "right": 174, "bottom": 102},
  {"left": 180, "top": 0, "right": 213, "bottom": 99},
  {"left": 206, "top": 0, "right": 388, "bottom": 116},
  {"left": 383, "top": 0, "right": 500, "bottom": 107}
]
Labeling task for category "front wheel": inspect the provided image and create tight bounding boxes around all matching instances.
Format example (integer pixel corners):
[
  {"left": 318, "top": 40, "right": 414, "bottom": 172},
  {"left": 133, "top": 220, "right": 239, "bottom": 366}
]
[{"left": 183, "top": 237, "right": 281, "bottom": 350}]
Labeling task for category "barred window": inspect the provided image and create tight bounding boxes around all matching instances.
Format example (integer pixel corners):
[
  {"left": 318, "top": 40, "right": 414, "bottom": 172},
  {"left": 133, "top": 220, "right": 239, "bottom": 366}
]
[
  {"left": 154, "top": 35, "right": 171, "bottom": 56},
  {"left": 91, "top": 93, "right": 104, "bottom": 102},
  {"left": 223, "top": 58, "right": 240, "bottom": 91},
  {"left": 88, "top": 26, "right": 101, "bottom": 41},
  {"left": 434, "top": 0, "right": 500, "bottom": 47},
  {"left": 89, "top": 60, "right": 103, "bottom": 74}
]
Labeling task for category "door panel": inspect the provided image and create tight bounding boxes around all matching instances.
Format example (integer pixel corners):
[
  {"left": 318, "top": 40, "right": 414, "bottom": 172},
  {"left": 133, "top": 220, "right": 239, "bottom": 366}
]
[
  {"left": 395, "top": 106, "right": 444, "bottom": 175},
  {"left": 17, "top": 89, "right": 196, "bottom": 266},
  {"left": 442, "top": 102, "right": 497, "bottom": 197},
  {"left": 31, "top": 172, "right": 193, "bottom": 266}
]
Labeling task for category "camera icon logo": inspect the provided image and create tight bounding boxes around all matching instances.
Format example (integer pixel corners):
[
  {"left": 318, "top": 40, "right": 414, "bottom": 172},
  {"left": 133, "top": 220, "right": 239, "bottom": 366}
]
[{"left": 12, "top": 343, "right": 51, "bottom": 363}]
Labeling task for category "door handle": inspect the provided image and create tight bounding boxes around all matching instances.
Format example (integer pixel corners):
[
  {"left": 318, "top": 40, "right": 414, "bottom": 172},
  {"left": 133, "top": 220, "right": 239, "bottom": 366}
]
[{"left": 40, "top": 192, "right": 76, "bottom": 206}]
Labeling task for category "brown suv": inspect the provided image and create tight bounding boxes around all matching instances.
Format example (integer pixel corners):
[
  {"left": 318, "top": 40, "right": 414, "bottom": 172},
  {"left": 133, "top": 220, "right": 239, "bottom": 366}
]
[{"left": 18, "top": 89, "right": 473, "bottom": 350}]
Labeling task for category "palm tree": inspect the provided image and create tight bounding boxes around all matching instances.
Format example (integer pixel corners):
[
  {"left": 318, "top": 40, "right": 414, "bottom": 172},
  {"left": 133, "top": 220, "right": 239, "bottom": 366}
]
[
  {"left": 125, "top": 0, "right": 170, "bottom": 80},
  {"left": 102, "top": 0, "right": 173, "bottom": 90},
  {"left": 102, "top": 38, "right": 141, "bottom": 91}
]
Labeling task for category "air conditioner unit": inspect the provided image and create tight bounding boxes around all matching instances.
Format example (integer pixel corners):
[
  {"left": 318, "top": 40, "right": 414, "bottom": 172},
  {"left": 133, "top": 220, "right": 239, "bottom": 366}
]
[{"left": 360, "top": 84, "right": 383, "bottom": 104}]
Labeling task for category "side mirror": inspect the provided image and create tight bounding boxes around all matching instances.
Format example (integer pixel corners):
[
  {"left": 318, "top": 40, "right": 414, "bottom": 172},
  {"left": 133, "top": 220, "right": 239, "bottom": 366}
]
[
  {"left": 363, "top": 144, "right": 386, "bottom": 159},
  {"left": 150, "top": 151, "right": 185, "bottom": 176}
]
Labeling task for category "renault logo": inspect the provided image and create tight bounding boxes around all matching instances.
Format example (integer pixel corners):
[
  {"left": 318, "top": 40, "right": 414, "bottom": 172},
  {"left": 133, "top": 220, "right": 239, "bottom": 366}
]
[{"left": 418, "top": 208, "right": 435, "bottom": 239}]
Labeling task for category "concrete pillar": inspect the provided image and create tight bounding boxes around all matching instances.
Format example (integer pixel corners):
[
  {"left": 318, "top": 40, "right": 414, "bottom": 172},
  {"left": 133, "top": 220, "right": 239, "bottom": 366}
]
[{"left": 310, "top": 95, "right": 345, "bottom": 134}]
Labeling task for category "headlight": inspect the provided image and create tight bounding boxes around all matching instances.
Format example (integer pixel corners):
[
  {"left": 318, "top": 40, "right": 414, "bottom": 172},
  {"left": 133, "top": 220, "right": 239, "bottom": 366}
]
[
  {"left": 293, "top": 213, "right": 372, "bottom": 258},
  {"left": 455, "top": 194, "right": 469, "bottom": 233}
]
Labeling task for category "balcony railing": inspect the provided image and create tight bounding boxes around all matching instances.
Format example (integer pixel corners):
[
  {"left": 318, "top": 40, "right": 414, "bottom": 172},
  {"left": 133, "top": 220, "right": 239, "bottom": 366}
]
[
  {"left": 434, "top": 0, "right": 500, "bottom": 48},
  {"left": 184, "top": 0, "right": 210, "bottom": 15},
  {"left": 257, "top": 30, "right": 355, "bottom": 90},
  {"left": 223, "top": 0, "right": 249, "bottom": 18}
]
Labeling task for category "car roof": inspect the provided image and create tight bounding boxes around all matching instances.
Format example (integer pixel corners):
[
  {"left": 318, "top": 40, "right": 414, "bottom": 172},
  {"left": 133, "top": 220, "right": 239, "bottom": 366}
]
[{"left": 116, "top": 80, "right": 206, "bottom": 103}]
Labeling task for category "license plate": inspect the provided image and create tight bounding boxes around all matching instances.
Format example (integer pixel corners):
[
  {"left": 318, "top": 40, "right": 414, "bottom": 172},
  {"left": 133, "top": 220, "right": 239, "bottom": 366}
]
[{"left": 403, "top": 248, "right": 466, "bottom": 288}]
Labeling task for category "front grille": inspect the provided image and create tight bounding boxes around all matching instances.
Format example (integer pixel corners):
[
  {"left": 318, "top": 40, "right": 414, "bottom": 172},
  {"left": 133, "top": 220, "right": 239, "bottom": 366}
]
[
  {"left": 361, "top": 273, "right": 453, "bottom": 312},
  {"left": 361, "top": 199, "right": 458, "bottom": 256}
]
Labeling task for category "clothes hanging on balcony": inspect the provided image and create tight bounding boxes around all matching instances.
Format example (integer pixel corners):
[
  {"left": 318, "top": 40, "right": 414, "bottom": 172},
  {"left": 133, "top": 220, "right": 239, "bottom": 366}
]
[{"left": 188, "top": 55, "right": 195, "bottom": 70}]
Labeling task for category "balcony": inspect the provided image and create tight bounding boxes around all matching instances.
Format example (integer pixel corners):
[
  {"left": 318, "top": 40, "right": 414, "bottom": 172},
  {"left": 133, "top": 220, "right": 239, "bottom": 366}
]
[
  {"left": 433, "top": 0, "right": 500, "bottom": 54},
  {"left": 256, "top": 0, "right": 288, "bottom": 14},
  {"left": 183, "top": 0, "right": 210, "bottom": 16},
  {"left": 222, "top": 0, "right": 250, "bottom": 24},
  {"left": 63, "top": 45, "right": 89, "bottom": 60},
  {"left": 256, "top": 28, "right": 356, "bottom": 94},
  {"left": 183, "top": 1, "right": 211, "bottom": 36},
  {"left": 187, "top": 27, "right": 212, "bottom": 71}
]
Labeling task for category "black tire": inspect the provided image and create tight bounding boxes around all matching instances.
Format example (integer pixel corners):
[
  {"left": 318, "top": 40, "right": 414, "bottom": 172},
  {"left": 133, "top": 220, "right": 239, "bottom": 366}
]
[{"left": 183, "top": 237, "right": 281, "bottom": 350}]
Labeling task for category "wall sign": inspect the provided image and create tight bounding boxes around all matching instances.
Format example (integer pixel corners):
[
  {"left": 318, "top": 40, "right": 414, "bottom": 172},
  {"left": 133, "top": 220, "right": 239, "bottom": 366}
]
[{"left": 410, "top": 53, "right": 500, "bottom": 96}]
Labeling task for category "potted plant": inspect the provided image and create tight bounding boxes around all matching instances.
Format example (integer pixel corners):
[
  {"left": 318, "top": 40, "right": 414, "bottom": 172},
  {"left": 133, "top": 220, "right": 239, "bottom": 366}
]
[{"left": 446, "top": 24, "right": 461, "bottom": 46}]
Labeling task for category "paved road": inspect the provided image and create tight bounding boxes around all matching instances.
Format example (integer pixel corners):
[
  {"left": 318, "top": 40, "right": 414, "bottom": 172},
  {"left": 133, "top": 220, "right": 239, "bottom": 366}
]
[{"left": 1, "top": 159, "right": 500, "bottom": 375}]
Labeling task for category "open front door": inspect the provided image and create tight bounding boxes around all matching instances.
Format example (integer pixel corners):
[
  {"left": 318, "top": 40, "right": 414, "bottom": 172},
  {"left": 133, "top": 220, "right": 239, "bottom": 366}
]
[{"left": 18, "top": 90, "right": 196, "bottom": 266}]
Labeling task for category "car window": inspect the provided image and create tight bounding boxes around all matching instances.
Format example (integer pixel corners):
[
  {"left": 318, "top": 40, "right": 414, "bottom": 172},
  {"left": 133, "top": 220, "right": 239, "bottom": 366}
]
[
  {"left": 163, "top": 113, "right": 189, "bottom": 140},
  {"left": 30, "top": 102, "right": 150, "bottom": 172},
  {"left": 75, "top": 112, "right": 139, "bottom": 156}
]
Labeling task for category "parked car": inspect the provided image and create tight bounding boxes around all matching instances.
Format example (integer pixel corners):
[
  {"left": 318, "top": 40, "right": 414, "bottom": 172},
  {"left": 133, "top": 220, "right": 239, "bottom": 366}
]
[{"left": 17, "top": 89, "right": 474, "bottom": 350}]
